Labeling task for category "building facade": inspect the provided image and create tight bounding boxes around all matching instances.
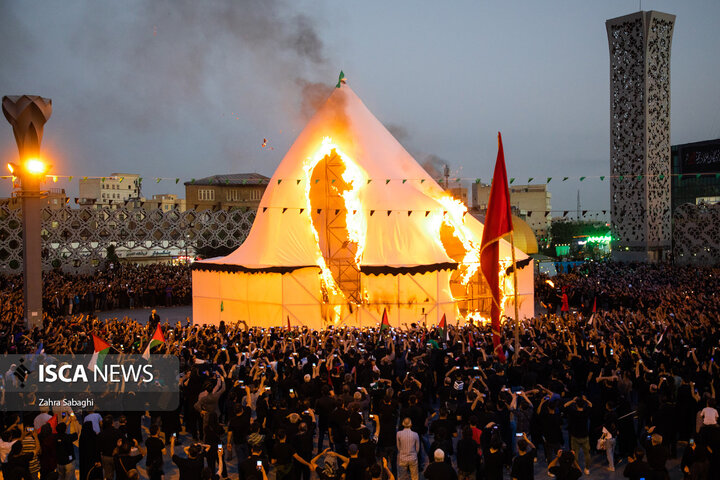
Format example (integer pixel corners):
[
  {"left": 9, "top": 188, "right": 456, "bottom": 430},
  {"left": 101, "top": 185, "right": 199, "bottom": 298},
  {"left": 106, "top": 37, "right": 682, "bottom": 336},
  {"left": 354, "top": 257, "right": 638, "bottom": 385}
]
[
  {"left": 671, "top": 138, "right": 720, "bottom": 211},
  {"left": 141, "top": 194, "right": 187, "bottom": 212},
  {"left": 184, "top": 173, "right": 269, "bottom": 211},
  {"left": 78, "top": 173, "right": 140, "bottom": 205},
  {"left": 606, "top": 10, "right": 675, "bottom": 261},
  {"left": 472, "top": 183, "right": 551, "bottom": 236}
]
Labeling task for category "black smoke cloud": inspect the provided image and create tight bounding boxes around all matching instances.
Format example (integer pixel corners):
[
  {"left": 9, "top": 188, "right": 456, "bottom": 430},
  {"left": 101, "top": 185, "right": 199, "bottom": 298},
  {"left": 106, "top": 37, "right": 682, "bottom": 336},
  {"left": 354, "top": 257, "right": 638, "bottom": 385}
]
[
  {"left": 385, "top": 123, "right": 451, "bottom": 182},
  {"left": 0, "top": 0, "right": 335, "bottom": 181}
]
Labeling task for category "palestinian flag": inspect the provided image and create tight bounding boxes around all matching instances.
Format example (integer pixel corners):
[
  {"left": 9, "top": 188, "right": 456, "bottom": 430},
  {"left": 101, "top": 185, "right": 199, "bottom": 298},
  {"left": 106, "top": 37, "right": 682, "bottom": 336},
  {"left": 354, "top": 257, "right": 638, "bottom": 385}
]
[
  {"left": 438, "top": 314, "right": 447, "bottom": 342},
  {"left": 379, "top": 308, "right": 390, "bottom": 332},
  {"left": 142, "top": 323, "right": 166, "bottom": 360},
  {"left": 89, "top": 335, "right": 112, "bottom": 372}
]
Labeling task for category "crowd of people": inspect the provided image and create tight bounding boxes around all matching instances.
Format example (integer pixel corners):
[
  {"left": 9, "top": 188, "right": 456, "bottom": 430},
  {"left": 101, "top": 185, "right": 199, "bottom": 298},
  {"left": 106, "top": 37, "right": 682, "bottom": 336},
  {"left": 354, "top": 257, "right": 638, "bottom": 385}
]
[
  {"left": 0, "top": 261, "right": 719, "bottom": 480},
  {"left": 0, "top": 264, "right": 192, "bottom": 325}
]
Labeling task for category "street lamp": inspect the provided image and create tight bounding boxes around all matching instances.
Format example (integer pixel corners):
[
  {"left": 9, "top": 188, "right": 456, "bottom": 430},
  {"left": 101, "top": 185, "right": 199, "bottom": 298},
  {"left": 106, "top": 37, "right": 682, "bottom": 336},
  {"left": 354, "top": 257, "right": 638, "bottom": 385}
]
[{"left": 2, "top": 95, "right": 53, "bottom": 330}]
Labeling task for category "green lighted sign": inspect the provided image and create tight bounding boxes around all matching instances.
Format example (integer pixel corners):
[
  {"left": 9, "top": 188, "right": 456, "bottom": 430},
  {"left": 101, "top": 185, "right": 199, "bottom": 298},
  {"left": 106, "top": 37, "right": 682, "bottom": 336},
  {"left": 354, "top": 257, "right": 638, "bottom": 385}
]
[{"left": 586, "top": 234, "right": 612, "bottom": 244}]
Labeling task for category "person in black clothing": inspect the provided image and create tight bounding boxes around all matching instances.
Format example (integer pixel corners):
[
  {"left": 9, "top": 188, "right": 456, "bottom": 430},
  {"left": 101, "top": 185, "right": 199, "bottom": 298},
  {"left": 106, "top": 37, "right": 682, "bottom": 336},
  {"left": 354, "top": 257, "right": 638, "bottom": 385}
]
[
  {"left": 537, "top": 397, "right": 563, "bottom": 463},
  {"left": 455, "top": 427, "right": 478, "bottom": 480},
  {"left": 547, "top": 450, "right": 582, "bottom": 480},
  {"left": 315, "top": 386, "right": 336, "bottom": 454},
  {"left": 680, "top": 438, "right": 709, "bottom": 480},
  {"left": 170, "top": 436, "right": 206, "bottom": 480},
  {"left": 622, "top": 448, "right": 653, "bottom": 480},
  {"left": 564, "top": 396, "right": 592, "bottom": 475},
  {"left": 239, "top": 444, "right": 268, "bottom": 480},
  {"left": 55, "top": 421, "right": 79, "bottom": 480},
  {"left": 423, "top": 449, "right": 457, "bottom": 480},
  {"left": 78, "top": 421, "right": 100, "bottom": 480},
  {"left": 357, "top": 425, "right": 377, "bottom": 467},
  {"left": 144, "top": 425, "right": 165, "bottom": 480},
  {"left": 148, "top": 309, "right": 160, "bottom": 330},
  {"left": 271, "top": 429, "right": 312, "bottom": 480},
  {"left": 369, "top": 458, "right": 396, "bottom": 480},
  {"left": 228, "top": 403, "right": 252, "bottom": 462},
  {"left": 202, "top": 411, "right": 226, "bottom": 478},
  {"left": 292, "top": 421, "right": 315, "bottom": 480},
  {"left": 483, "top": 432, "right": 505, "bottom": 480},
  {"left": 333, "top": 444, "right": 366, "bottom": 480},
  {"left": 113, "top": 439, "right": 145, "bottom": 480},
  {"left": 376, "top": 389, "right": 399, "bottom": 472},
  {"left": 97, "top": 415, "right": 122, "bottom": 480},
  {"left": 510, "top": 435, "right": 536, "bottom": 480},
  {"left": 5, "top": 441, "right": 35, "bottom": 480},
  {"left": 644, "top": 431, "right": 669, "bottom": 480}
]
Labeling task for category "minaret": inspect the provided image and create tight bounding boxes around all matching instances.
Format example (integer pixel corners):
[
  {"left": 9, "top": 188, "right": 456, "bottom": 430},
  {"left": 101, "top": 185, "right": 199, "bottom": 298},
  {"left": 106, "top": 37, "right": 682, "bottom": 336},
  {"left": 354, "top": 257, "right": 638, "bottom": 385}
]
[{"left": 606, "top": 11, "right": 675, "bottom": 261}]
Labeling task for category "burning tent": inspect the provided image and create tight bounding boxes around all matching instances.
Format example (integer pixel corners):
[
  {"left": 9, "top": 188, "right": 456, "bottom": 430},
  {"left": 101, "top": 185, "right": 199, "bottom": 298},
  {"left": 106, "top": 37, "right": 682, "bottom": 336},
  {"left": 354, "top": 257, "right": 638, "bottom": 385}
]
[{"left": 192, "top": 82, "right": 533, "bottom": 329}]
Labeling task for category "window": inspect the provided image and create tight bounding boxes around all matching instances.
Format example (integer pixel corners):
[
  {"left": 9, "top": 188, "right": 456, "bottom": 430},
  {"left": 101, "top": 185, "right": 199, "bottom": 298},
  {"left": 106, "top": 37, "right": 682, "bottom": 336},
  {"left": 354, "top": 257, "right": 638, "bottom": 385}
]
[
  {"left": 250, "top": 189, "right": 261, "bottom": 201},
  {"left": 226, "top": 189, "right": 240, "bottom": 201},
  {"left": 198, "top": 189, "right": 215, "bottom": 201}
]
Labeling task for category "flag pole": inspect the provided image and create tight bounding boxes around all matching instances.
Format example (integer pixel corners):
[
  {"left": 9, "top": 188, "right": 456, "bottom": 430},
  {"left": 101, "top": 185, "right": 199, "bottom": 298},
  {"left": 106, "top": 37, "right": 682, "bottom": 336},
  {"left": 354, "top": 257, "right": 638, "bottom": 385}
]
[{"left": 510, "top": 231, "right": 520, "bottom": 357}]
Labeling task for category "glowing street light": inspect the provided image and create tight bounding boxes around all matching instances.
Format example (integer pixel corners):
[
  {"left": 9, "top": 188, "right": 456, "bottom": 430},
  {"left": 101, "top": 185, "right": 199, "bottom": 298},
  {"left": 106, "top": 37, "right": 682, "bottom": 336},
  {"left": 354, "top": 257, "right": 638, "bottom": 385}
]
[{"left": 2, "top": 95, "right": 53, "bottom": 330}]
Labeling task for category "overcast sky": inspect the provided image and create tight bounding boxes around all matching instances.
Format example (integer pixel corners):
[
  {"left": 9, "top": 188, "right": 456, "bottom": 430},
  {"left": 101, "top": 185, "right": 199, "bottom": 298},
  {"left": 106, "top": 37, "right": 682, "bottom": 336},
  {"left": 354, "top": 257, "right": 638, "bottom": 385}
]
[{"left": 1, "top": 0, "right": 719, "bottom": 215}]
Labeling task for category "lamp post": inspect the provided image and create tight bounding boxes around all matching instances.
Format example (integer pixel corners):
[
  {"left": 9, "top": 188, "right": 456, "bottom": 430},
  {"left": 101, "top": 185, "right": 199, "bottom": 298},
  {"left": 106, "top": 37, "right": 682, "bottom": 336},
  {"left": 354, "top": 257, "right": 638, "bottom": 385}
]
[
  {"left": 3, "top": 95, "right": 53, "bottom": 330},
  {"left": 184, "top": 222, "right": 195, "bottom": 264}
]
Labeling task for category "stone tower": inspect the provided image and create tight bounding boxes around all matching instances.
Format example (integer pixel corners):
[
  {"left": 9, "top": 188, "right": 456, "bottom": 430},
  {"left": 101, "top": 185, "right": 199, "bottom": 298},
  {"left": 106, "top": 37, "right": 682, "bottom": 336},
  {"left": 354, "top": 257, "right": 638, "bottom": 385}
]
[{"left": 606, "top": 11, "right": 675, "bottom": 261}]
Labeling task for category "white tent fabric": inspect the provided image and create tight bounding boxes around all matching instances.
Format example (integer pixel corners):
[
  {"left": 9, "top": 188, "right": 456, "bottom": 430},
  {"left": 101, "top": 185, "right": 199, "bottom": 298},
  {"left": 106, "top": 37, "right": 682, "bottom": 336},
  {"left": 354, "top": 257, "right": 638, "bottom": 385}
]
[{"left": 192, "top": 83, "right": 534, "bottom": 328}]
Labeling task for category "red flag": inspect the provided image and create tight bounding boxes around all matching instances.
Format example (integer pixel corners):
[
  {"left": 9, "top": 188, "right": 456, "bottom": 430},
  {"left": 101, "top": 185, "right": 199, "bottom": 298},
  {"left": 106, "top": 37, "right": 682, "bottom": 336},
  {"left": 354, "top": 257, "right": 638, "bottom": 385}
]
[
  {"left": 287, "top": 316, "right": 291, "bottom": 330},
  {"left": 468, "top": 332, "right": 475, "bottom": 348},
  {"left": 480, "top": 132, "right": 513, "bottom": 362},
  {"left": 592, "top": 297, "right": 597, "bottom": 313},
  {"left": 48, "top": 414, "right": 58, "bottom": 433}
]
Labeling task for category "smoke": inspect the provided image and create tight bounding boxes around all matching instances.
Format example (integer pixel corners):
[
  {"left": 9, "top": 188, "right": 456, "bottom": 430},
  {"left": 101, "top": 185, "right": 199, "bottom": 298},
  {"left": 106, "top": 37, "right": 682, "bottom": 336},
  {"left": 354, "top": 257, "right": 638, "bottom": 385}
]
[
  {"left": 297, "top": 79, "right": 334, "bottom": 120},
  {"left": 1, "top": 1, "right": 333, "bottom": 133},
  {"left": 386, "top": 124, "right": 410, "bottom": 146},
  {"left": 384, "top": 122, "right": 451, "bottom": 182},
  {"left": 286, "top": 15, "right": 325, "bottom": 64},
  {"left": 420, "top": 153, "right": 449, "bottom": 181}
]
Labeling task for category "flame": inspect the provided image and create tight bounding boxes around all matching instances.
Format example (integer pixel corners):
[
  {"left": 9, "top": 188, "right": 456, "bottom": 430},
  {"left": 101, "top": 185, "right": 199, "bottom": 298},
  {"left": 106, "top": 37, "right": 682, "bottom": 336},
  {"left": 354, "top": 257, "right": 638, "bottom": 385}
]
[
  {"left": 499, "top": 258, "right": 515, "bottom": 316},
  {"left": 462, "top": 258, "right": 517, "bottom": 327},
  {"left": 545, "top": 279, "right": 555, "bottom": 288},
  {"left": 436, "top": 196, "right": 480, "bottom": 285},
  {"left": 339, "top": 155, "right": 368, "bottom": 265},
  {"left": 303, "top": 137, "right": 368, "bottom": 301}
]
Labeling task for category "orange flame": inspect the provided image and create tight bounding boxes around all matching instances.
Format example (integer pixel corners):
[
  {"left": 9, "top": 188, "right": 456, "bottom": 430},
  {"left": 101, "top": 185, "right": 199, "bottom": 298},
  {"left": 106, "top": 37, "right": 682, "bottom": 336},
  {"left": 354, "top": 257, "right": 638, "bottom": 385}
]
[{"left": 303, "top": 137, "right": 368, "bottom": 313}]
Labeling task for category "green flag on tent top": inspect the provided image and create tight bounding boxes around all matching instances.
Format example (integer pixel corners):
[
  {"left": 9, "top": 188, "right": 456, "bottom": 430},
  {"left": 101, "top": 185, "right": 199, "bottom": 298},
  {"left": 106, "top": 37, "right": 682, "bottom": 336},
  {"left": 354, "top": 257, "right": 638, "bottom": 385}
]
[{"left": 336, "top": 71, "right": 345, "bottom": 88}]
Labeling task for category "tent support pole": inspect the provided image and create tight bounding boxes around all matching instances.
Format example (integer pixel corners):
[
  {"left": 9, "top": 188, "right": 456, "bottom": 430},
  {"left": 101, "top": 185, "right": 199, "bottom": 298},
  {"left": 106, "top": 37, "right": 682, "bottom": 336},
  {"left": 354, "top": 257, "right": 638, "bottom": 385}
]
[{"left": 510, "top": 231, "right": 520, "bottom": 357}]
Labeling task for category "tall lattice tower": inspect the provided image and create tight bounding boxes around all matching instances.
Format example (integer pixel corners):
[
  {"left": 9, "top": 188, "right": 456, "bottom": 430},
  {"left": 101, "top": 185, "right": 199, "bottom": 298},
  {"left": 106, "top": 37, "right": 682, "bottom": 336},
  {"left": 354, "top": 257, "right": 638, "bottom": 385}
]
[{"left": 606, "top": 11, "right": 675, "bottom": 261}]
